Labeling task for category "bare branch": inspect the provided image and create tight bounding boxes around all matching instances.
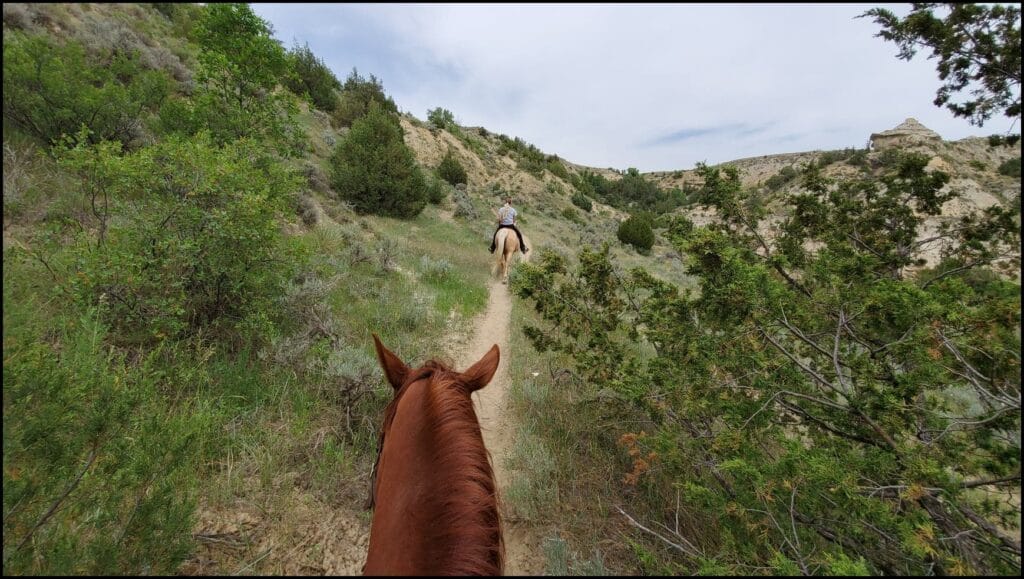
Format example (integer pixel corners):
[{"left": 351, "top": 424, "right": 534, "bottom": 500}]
[
  {"left": 961, "top": 473, "right": 1021, "bottom": 489},
  {"left": 741, "top": 392, "right": 783, "bottom": 430},
  {"left": 749, "top": 502, "right": 810, "bottom": 575},
  {"left": 789, "top": 487, "right": 802, "bottom": 558},
  {"left": 832, "top": 309, "right": 850, "bottom": 395},
  {"left": 859, "top": 484, "right": 944, "bottom": 499},
  {"left": 759, "top": 327, "right": 850, "bottom": 403},
  {"left": 9, "top": 443, "right": 99, "bottom": 558},
  {"left": 615, "top": 505, "right": 703, "bottom": 558},
  {"left": 922, "top": 252, "right": 1019, "bottom": 288},
  {"left": 871, "top": 324, "right": 917, "bottom": 357},
  {"left": 957, "top": 503, "right": 1022, "bottom": 556},
  {"left": 925, "top": 405, "right": 1020, "bottom": 443},
  {"left": 776, "top": 311, "right": 850, "bottom": 370},
  {"left": 778, "top": 400, "right": 887, "bottom": 448}
]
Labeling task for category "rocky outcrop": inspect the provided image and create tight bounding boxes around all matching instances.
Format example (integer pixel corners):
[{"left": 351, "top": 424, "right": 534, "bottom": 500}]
[{"left": 869, "top": 118, "right": 942, "bottom": 151}]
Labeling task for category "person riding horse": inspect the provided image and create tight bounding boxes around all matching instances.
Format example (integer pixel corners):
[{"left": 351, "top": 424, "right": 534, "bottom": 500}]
[{"left": 489, "top": 197, "right": 528, "bottom": 254}]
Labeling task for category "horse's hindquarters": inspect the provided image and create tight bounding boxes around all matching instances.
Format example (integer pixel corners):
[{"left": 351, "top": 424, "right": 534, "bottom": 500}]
[{"left": 496, "top": 229, "right": 519, "bottom": 282}]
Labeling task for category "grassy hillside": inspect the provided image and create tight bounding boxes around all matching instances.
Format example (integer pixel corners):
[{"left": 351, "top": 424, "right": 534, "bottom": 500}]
[{"left": 1, "top": 4, "right": 494, "bottom": 574}]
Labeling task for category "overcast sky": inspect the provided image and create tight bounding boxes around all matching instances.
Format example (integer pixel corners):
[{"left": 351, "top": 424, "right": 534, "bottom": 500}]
[{"left": 252, "top": 3, "right": 1020, "bottom": 173}]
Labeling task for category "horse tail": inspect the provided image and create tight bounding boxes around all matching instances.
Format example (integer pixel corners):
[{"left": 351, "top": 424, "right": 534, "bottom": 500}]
[{"left": 492, "top": 229, "right": 509, "bottom": 277}]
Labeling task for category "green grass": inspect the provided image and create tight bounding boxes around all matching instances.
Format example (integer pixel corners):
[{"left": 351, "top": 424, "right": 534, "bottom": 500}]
[
  {"left": 367, "top": 204, "right": 492, "bottom": 320},
  {"left": 543, "top": 535, "right": 608, "bottom": 576}
]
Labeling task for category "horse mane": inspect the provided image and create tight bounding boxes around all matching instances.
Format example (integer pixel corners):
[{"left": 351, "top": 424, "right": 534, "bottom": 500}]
[{"left": 374, "top": 359, "right": 504, "bottom": 575}]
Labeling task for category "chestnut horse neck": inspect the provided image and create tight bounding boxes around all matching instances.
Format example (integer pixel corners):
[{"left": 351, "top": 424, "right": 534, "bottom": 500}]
[{"left": 365, "top": 360, "right": 503, "bottom": 575}]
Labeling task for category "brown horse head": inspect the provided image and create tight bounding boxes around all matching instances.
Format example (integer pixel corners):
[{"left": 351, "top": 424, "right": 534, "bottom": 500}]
[{"left": 364, "top": 334, "right": 503, "bottom": 575}]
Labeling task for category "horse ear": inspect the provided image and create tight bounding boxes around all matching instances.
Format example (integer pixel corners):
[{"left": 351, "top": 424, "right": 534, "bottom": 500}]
[
  {"left": 373, "top": 334, "right": 408, "bottom": 390},
  {"left": 460, "top": 345, "right": 500, "bottom": 392}
]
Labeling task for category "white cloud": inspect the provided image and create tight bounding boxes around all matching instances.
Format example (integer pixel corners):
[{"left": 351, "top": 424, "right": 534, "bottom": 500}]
[{"left": 253, "top": 3, "right": 1019, "bottom": 172}]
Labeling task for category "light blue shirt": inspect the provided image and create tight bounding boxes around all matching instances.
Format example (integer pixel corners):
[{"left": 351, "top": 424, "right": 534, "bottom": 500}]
[{"left": 498, "top": 205, "right": 516, "bottom": 226}]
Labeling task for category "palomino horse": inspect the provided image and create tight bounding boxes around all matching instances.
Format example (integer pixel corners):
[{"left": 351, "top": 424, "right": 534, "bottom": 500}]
[
  {"left": 493, "top": 228, "right": 520, "bottom": 284},
  {"left": 364, "top": 334, "right": 503, "bottom": 575}
]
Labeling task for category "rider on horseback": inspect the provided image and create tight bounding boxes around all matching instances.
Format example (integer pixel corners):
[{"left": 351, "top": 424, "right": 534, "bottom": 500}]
[{"left": 489, "top": 197, "right": 529, "bottom": 254}]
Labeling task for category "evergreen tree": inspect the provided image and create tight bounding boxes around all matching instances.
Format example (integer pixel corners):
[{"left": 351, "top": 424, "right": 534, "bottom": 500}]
[
  {"left": 332, "top": 68, "right": 399, "bottom": 128},
  {"left": 862, "top": 3, "right": 1021, "bottom": 126},
  {"left": 330, "top": 102, "right": 427, "bottom": 218},
  {"left": 513, "top": 153, "right": 1021, "bottom": 575},
  {"left": 617, "top": 212, "right": 655, "bottom": 252},
  {"left": 437, "top": 149, "right": 468, "bottom": 187},
  {"left": 285, "top": 41, "right": 341, "bottom": 112}
]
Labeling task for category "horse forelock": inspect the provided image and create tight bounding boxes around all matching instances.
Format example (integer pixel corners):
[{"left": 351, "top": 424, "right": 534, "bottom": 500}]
[{"left": 370, "top": 359, "right": 504, "bottom": 575}]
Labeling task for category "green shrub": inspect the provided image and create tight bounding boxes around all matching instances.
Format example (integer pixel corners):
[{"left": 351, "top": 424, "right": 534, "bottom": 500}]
[
  {"left": 297, "top": 193, "right": 319, "bottom": 226},
  {"left": 332, "top": 68, "right": 398, "bottom": 128},
  {"left": 998, "top": 156, "right": 1021, "bottom": 177},
  {"left": 571, "top": 191, "right": 593, "bottom": 212},
  {"left": 570, "top": 171, "right": 597, "bottom": 198},
  {"left": 496, "top": 134, "right": 549, "bottom": 178},
  {"left": 574, "top": 167, "right": 680, "bottom": 213},
  {"left": 418, "top": 254, "right": 453, "bottom": 283},
  {"left": 2, "top": 139, "right": 54, "bottom": 219},
  {"left": 329, "top": 102, "right": 427, "bottom": 218},
  {"left": 546, "top": 156, "right": 570, "bottom": 180},
  {"left": 513, "top": 157, "right": 1021, "bottom": 575},
  {"left": 452, "top": 189, "right": 479, "bottom": 219},
  {"left": 57, "top": 131, "right": 300, "bottom": 344},
  {"left": 285, "top": 41, "right": 341, "bottom": 112},
  {"left": 427, "top": 107, "right": 456, "bottom": 130},
  {"left": 3, "top": 3, "right": 34, "bottom": 29},
  {"left": 878, "top": 147, "right": 904, "bottom": 167},
  {"left": 988, "top": 134, "right": 1004, "bottom": 146},
  {"left": 545, "top": 180, "right": 566, "bottom": 197},
  {"left": 2, "top": 307, "right": 211, "bottom": 575},
  {"left": 561, "top": 206, "right": 582, "bottom": 224},
  {"left": 152, "top": 2, "right": 177, "bottom": 19},
  {"left": 424, "top": 174, "right": 448, "bottom": 205},
  {"left": 817, "top": 147, "right": 860, "bottom": 168},
  {"left": 847, "top": 149, "right": 869, "bottom": 168},
  {"left": 437, "top": 149, "right": 468, "bottom": 186},
  {"left": 195, "top": 3, "right": 288, "bottom": 85},
  {"left": 681, "top": 182, "right": 700, "bottom": 204},
  {"left": 2, "top": 31, "right": 171, "bottom": 147},
  {"left": 180, "top": 4, "right": 301, "bottom": 151},
  {"left": 616, "top": 213, "right": 655, "bottom": 252},
  {"left": 764, "top": 165, "right": 799, "bottom": 191}
]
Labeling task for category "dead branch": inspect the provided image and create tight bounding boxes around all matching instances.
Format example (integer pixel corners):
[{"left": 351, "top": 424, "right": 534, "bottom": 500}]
[{"left": 615, "top": 505, "right": 703, "bottom": 558}]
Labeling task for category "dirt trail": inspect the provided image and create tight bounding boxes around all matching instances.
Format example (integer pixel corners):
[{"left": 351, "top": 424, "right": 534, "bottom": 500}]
[
  {"left": 451, "top": 238, "right": 546, "bottom": 576},
  {"left": 182, "top": 239, "right": 541, "bottom": 576}
]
